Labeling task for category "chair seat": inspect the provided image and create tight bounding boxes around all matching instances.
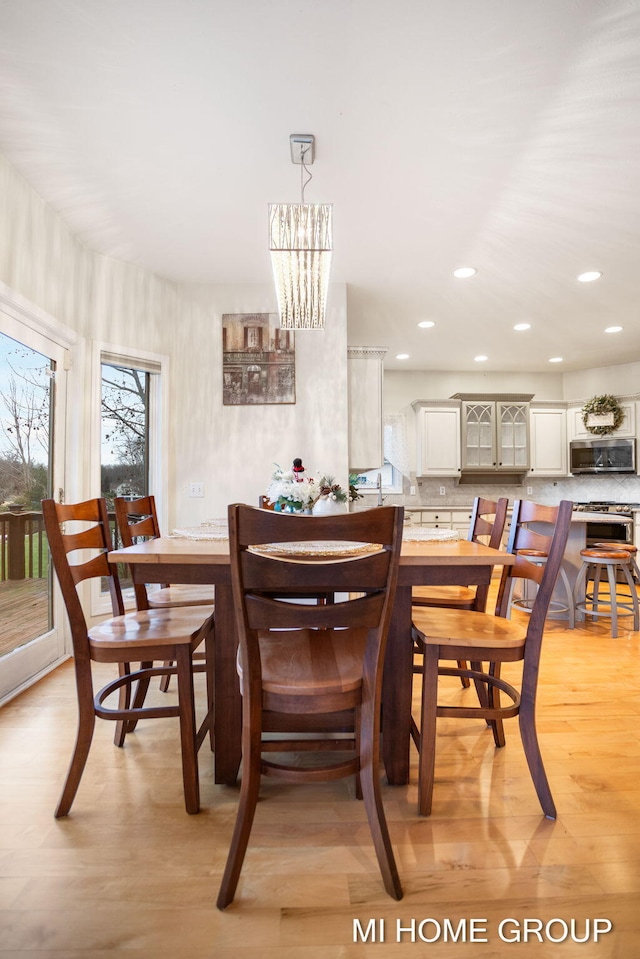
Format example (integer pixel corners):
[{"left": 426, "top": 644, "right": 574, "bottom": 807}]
[
  {"left": 412, "top": 585, "right": 476, "bottom": 607},
  {"left": 237, "top": 628, "right": 368, "bottom": 698},
  {"left": 147, "top": 584, "right": 214, "bottom": 608},
  {"left": 412, "top": 606, "right": 527, "bottom": 651},
  {"left": 89, "top": 606, "right": 212, "bottom": 656}
]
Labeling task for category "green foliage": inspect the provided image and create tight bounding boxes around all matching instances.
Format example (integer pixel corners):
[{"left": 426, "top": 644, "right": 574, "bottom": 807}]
[{"left": 581, "top": 395, "right": 624, "bottom": 435}]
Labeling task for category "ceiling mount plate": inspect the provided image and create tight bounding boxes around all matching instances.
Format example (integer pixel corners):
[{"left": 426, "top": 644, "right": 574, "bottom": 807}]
[{"left": 290, "top": 134, "right": 314, "bottom": 164}]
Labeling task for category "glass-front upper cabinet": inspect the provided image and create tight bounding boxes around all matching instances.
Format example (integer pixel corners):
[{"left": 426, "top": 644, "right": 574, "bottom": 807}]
[
  {"left": 498, "top": 400, "right": 529, "bottom": 469},
  {"left": 462, "top": 401, "right": 494, "bottom": 469},
  {"left": 460, "top": 398, "right": 530, "bottom": 472}
]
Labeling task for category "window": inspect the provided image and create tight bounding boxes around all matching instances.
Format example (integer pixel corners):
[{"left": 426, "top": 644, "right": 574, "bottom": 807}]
[
  {"left": 92, "top": 345, "right": 167, "bottom": 613},
  {"left": 354, "top": 460, "right": 403, "bottom": 495},
  {"left": 244, "top": 326, "right": 262, "bottom": 350},
  {"left": 101, "top": 362, "right": 151, "bottom": 506}
]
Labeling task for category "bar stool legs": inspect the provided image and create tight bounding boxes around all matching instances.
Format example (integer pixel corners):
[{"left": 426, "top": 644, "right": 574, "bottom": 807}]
[{"left": 574, "top": 548, "right": 640, "bottom": 638}]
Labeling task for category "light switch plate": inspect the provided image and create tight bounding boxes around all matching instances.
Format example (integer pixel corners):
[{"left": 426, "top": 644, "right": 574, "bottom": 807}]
[{"left": 189, "top": 482, "right": 204, "bottom": 497}]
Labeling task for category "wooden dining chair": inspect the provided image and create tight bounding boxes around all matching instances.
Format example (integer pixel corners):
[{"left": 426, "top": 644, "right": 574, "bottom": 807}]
[
  {"left": 114, "top": 495, "right": 215, "bottom": 610},
  {"left": 217, "top": 503, "right": 404, "bottom": 908},
  {"left": 412, "top": 496, "right": 509, "bottom": 689},
  {"left": 42, "top": 497, "right": 215, "bottom": 817},
  {"left": 412, "top": 497, "right": 509, "bottom": 612},
  {"left": 114, "top": 495, "right": 214, "bottom": 693},
  {"left": 410, "top": 499, "right": 572, "bottom": 817}
]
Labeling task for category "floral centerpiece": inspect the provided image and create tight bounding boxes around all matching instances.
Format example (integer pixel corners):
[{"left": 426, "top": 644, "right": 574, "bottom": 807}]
[
  {"left": 348, "top": 473, "right": 363, "bottom": 504},
  {"left": 315, "top": 474, "right": 349, "bottom": 504},
  {"left": 266, "top": 465, "right": 361, "bottom": 513},
  {"left": 266, "top": 465, "right": 319, "bottom": 512}
]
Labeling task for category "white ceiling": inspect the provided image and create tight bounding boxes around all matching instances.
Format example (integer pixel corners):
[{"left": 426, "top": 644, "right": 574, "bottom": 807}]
[{"left": 1, "top": 0, "right": 640, "bottom": 373}]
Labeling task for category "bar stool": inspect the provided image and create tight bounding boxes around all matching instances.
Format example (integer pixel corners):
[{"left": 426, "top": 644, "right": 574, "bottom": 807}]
[
  {"left": 574, "top": 547, "right": 640, "bottom": 638},
  {"left": 591, "top": 542, "right": 640, "bottom": 580},
  {"left": 507, "top": 548, "right": 575, "bottom": 628}
]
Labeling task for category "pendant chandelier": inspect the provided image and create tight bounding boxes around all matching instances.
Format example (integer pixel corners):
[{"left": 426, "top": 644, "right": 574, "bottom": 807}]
[{"left": 269, "top": 135, "right": 333, "bottom": 330}]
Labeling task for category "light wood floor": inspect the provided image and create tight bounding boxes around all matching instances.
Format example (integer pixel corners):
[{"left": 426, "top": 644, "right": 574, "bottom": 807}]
[{"left": 1, "top": 606, "right": 639, "bottom": 957}]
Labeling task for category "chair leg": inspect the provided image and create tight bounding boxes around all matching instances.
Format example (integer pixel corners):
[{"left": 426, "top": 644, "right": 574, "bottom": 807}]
[
  {"left": 621, "top": 563, "right": 640, "bottom": 630},
  {"left": 122, "top": 661, "right": 154, "bottom": 738},
  {"left": 457, "top": 660, "right": 470, "bottom": 689},
  {"left": 175, "top": 645, "right": 200, "bottom": 815},
  {"left": 217, "top": 708, "right": 263, "bottom": 909},
  {"left": 358, "top": 699, "right": 403, "bottom": 900},
  {"left": 418, "top": 644, "right": 439, "bottom": 816},
  {"left": 519, "top": 696, "right": 556, "bottom": 819},
  {"left": 354, "top": 704, "right": 363, "bottom": 800},
  {"left": 204, "top": 624, "right": 216, "bottom": 752},
  {"left": 55, "top": 662, "right": 96, "bottom": 818},
  {"left": 607, "top": 564, "right": 619, "bottom": 638},
  {"left": 487, "top": 662, "right": 505, "bottom": 748},
  {"left": 558, "top": 566, "right": 575, "bottom": 628},
  {"left": 159, "top": 660, "right": 173, "bottom": 693},
  {"left": 113, "top": 662, "right": 132, "bottom": 746}
]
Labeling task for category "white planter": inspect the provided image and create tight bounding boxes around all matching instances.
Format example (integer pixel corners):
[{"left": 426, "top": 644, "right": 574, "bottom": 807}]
[{"left": 312, "top": 496, "right": 348, "bottom": 516}]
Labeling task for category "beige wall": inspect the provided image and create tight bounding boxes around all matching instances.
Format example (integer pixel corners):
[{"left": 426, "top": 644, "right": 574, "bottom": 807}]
[{"left": 0, "top": 153, "right": 349, "bottom": 524}]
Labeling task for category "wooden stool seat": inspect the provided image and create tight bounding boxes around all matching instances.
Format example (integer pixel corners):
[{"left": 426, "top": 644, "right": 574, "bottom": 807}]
[
  {"left": 592, "top": 541, "right": 637, "bottom": 553},
  {"left": 580, "top": 548, "right": 630, "bottom": 561}
]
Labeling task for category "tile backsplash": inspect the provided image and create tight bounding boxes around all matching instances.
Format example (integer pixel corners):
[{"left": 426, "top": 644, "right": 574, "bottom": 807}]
[{"left": 389, "top": 474, "right": 640, "bottom": 508}]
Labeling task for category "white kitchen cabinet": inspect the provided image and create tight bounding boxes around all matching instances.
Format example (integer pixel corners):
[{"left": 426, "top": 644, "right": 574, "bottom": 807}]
[
  {"left": 347, "top": 347, "right": 386, "bottom": 471},
  {"left": 412, "top": 401, "right": 461, "bottom": 476},
  {"left": 458, "top": 397, "right": 530, "bottom": 472},
  {"left": 415, "top": 509, "right": 453, "bottom": 528},
  {"left": 567, "top": 400, "right": 636, "bottom": 440},
  {"left": 451, "top": 508, "right": 474, "bottom": 534},
  {"left": 529, "top": 405, "right": 567, "bottom": 476}
]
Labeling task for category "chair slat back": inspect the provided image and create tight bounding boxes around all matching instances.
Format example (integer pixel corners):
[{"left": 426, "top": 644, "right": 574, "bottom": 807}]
[
  {"left": 469, "top": 496, "right": 509, "bottom": 548},
  {"left": 114, "top": 495, "right": 161, "bottom": 545},
  {"left": 229, "top": 503, "right": 404, "bottom": 682},
  {"left": 496, "top": 499, "right": 573, "bottom": 619},
  {"left": 42, "top": 498, "right": 125, "bottom": 656},
  {"left": 114, "top": 495, "right": 164, "bottom": 607},
  {"left": 465, "top": 496, "right": 508, "bottom": 610}
]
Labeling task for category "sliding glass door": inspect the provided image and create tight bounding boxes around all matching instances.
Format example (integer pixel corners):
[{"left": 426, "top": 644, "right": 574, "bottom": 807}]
[{"left": 0, "top": 321, "right": 67, "bottom": 703}]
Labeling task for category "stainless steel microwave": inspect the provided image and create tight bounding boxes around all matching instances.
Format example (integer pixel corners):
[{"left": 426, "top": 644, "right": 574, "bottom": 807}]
[{"left": 569, "top": 437, "right": 636, "bottom": 474}]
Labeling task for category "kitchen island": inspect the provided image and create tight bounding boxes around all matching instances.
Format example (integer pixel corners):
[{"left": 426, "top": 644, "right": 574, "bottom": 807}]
[{"left": 524, "top": 509, "right": 632, "bottom": 622}]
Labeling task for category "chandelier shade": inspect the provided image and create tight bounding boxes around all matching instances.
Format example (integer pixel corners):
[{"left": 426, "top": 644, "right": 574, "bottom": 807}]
[{"left": 269, "top": 203, "right": 333, "bottom": 330}]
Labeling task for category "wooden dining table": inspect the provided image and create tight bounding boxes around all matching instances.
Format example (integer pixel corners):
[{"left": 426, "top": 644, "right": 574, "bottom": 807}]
[{"left": 109, "top": 531, "right": 514, "bottom": 787}]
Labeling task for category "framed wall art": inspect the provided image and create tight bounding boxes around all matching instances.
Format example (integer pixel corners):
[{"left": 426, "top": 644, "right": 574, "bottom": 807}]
[{"left": 222, "top": 313, "right": 295, "bottom": 405}]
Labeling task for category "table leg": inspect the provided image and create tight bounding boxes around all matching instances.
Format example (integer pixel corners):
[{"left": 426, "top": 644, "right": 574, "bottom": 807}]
[
  {"left": 213, "top": 583, "right": 242, "bottom": 784},
  {"left": 382, "top": 583, "right": 413, "bottom": 785}
]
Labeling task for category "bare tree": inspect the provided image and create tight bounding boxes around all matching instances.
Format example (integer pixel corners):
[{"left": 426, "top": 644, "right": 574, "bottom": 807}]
[
  {"left": 0, "top": 360, "right": 50, "bottom": 502},
  {"left": 101, "top": 365, "right": 147, "bottom": 467}
]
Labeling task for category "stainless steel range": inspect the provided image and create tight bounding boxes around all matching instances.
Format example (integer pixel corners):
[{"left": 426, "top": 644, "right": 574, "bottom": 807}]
[{"left": 572, "top": 501, "right": 638, "bottom": 546}]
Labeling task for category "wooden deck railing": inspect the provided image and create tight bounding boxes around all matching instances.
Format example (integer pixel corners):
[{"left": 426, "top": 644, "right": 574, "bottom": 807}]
[{"left": 0, "top": 508, "right": 125, "bottom": 582}]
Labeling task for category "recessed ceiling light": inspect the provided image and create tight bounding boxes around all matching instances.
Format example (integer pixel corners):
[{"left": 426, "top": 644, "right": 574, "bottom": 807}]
[
  {"left": 549, "top": 357, "right": 563, "bottom": 363},
  {"left": 513, "top": 323, "right": 531, "bottom": 331},
  {"left": 577, "top": 271, "right": 602, "bottom": 282},
  {"left": 396, "top": 353, "right": 409, "bottom": 360},
  {"left": 453, "top": 266, "right": 477, "bottom": 279},
  {"left": 417, "top": 320, "right": 435, "bottom": 328},
  {"left": 474, "top": 355, "right": 488, "bottom": 362},
  {"left": 605, "top": 326, "right": 623, "bottom": 333}
]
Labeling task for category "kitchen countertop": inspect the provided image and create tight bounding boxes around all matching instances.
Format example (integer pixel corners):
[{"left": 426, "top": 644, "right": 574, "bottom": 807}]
[
  {"left": 569, "top": 511, "right": 631, "bottom": 524},
  {"left": 406, "top": 506, "right": 632, "bottom": 524}
]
